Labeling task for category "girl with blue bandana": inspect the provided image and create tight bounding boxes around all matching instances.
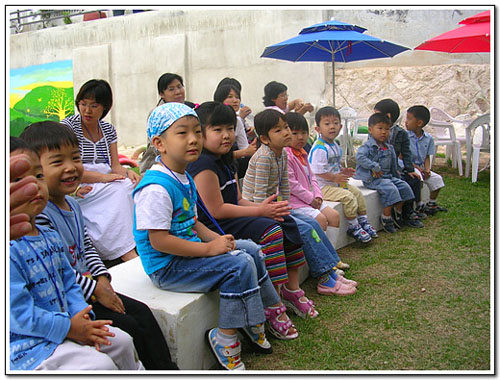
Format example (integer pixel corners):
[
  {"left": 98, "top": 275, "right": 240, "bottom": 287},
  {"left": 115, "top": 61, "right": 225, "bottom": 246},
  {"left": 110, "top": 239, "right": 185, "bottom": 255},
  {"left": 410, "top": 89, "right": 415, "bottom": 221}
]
[{"left": 132, "top": 103, "right": 280, "bottom": 371}]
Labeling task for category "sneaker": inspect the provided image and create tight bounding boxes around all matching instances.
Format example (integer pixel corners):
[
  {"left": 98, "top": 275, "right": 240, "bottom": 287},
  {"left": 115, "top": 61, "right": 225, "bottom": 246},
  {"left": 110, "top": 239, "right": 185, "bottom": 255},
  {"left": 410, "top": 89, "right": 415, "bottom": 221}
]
[
  {"left": 347, "top": 224, "right": 372, "bottom": 243},
  {"left": 360, "top": 221, "right": 378, "bottom": 238},
  {"left": 415, "top": 205, "right": 428, "bottom": 219},
  {"left": 337, "top": 275, "right": 358, "bottom": 287},
  {"left": 391, "top": 208, "right": 403, "bottom": 229},
  {"left": 380, "top": 216, "right": 397, "bottom": 233},
  {"left": 317, "top": 279, "right": 357, "bottom": 296},
  {"left": 239, "top": 324, "right": 272, "bottom": 354},
  {"left": 427, "top": 202, "right": 448, "bottom": 213},
  {"left": 206, "top": 328, "right": 245, "bottom": 370},
  {"left": 336, "top": 261, "right": 350, "bottom": 269},
  {"left": 333, "top": 267, "right": 345, "bottom": 276},
  {"left": 404, "top": 211, "right": 424, "bottom": 228}
]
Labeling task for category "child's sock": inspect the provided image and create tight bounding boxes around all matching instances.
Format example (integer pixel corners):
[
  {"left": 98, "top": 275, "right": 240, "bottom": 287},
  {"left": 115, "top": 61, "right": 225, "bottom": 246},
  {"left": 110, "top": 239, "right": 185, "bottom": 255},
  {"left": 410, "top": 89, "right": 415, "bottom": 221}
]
[
  {"left": 428, "top": 198, "right": 437, "bottom": 205},
  {"left": 319, "top": 272, "right": 336, "bottom": 287},
  {"left": 417, "top": 201, "right": 425, "bottom": 207},
  {"left": 216, "top": 329, "right": 238, "bottom": 346},
  {"left": 358, "top": 214, "right": 368, "bottom": 224},
  {"left": 347, "top": 218, "right": 359, "bottom": 228},
  {"left": 381, "top": 214, "right": 392, "bottom": 221}
]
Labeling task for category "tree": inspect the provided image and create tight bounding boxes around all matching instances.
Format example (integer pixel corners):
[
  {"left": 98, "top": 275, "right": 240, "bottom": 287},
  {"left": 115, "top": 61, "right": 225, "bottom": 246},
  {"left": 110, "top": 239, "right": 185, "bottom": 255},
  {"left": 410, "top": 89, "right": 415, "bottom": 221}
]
[{"left": 44, "top": 88, "right": 73, "bottom": 121}]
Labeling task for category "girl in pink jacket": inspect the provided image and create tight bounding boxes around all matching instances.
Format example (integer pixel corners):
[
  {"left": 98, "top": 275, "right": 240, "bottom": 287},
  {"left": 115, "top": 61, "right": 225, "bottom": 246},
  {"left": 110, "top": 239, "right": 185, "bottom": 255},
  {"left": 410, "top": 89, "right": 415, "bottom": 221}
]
[{"left": 284, "top": 112, "right": 340, "bottom": 232}]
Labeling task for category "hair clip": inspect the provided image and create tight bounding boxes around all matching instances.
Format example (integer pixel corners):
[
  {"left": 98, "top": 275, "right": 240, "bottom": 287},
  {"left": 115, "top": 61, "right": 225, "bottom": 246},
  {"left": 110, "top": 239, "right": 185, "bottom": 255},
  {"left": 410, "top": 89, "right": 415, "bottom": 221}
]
[{"left": 194, "top": 103, "right": 200, "bottom": 109}]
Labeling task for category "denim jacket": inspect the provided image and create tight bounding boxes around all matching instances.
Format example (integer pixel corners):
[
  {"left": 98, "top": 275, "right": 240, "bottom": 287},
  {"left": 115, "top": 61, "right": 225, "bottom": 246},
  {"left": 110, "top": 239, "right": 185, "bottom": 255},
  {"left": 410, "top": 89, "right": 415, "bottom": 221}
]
[{"left": 355, "top": 136, "right": 400, "bottom": 183}]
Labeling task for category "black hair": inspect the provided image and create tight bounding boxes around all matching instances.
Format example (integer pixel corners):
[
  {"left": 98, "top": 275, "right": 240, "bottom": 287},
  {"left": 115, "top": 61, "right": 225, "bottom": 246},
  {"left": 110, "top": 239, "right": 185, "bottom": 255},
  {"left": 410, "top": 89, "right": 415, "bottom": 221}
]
[
  {"left": 368, "top": 112, "right": 391, "bottom": 127},
  {"left": 254, "top": 109, "right": 287, "bottom": 140},
  {"left": 75, "top": 79, "right": 113, "bottom": 119},
  {"left": 315, "top": 106, "right": 341, "bottom": 126},
  {"left": 213, "top": 84, "right": 241, "bottom": 103},
  {"left": 19, "top": 121, "right": 79, "bottom": 155},
  {"left": 216, "top": 77, "right": 242, "bottom": 92},
  {"left": 195, "top": 101, "right": 237, "bottom": 134},
  {"left": 374, "top": 99, "right": 400, "bottom": 124},
  {"left": 262, "top": 81, "right": 287, "bottom": 107},
  {"left": 10, "top": 136, "right": 36, "bottom": 155},
  {"left": 285, "top": 112, "right": 308, "bottom": 132},
  {"left": 407, "top": 105, "right": 431, "bottom": 127},
  {"left": 157, "top": 73, "right": 184, "bottom": 95}
]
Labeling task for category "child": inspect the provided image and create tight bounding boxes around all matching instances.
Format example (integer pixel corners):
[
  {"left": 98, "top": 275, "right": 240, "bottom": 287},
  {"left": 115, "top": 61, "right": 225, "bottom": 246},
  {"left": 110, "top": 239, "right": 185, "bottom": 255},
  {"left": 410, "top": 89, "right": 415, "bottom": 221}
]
[
  {"left": 405, "top": 105, "right": 447, "bottom": 215},
  {"left": 309, "top": 106, "right": 377, "bottom": 243},
  {"left": 133, "top": 102, "right": 280, "bottom": 371},
  {"left": 242, "top": 109, "right": 357, "bottom": 296},
  {"left": 374, "top": 99, "right": 424, "bottom": 227},
  {"left": 213, "top": 84, "right": 257, "bottom": 178},
  {"left": 19, "top": 123, "right": 178, "bottom": 370},
  {"left": 9, "top": 138, "right": 143, "bottom": 371},
  {"left": 355, "top": 113, "right": 415, "bottom": 233}
]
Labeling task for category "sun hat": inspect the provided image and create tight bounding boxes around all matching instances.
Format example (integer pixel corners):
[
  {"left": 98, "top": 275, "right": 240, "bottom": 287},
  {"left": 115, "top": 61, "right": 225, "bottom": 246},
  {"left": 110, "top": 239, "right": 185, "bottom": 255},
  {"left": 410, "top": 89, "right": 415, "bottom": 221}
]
[{"left": 147, "top": 102, "right": 199, "bottom": 140}]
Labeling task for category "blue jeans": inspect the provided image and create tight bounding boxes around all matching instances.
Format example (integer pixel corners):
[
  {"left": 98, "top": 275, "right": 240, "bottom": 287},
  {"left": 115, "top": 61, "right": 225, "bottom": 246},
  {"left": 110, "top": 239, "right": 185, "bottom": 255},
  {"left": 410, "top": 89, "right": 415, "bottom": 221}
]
[
  {"left": 364, "top": 176, "right": 414, "bottom": 207},
  {"left": 290, "top": 212, "right": 340, "bottom": 279},
  {"left": 149, "top": 239, "right": 279, "bottom": 329}
]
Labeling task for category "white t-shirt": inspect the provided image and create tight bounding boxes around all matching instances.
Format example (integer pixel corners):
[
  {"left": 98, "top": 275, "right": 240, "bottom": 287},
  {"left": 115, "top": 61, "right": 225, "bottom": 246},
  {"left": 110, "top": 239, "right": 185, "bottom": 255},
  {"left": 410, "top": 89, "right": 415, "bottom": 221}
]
[
  {"left": 134, "top": 164, "right": 197, "bottom": 231},
  {"left": 309, "top": 140, "right": 342, "bottom": 189},
  {"left": 235, "top": 116, "right": 249, "bottom": 149}
]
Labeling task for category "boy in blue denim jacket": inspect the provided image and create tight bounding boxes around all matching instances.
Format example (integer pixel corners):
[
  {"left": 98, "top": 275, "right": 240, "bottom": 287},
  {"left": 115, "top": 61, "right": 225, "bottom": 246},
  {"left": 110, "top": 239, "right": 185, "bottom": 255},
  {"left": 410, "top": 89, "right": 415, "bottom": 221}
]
[{"left": 355, "top": 113, "right": 415, "bottom": 233}]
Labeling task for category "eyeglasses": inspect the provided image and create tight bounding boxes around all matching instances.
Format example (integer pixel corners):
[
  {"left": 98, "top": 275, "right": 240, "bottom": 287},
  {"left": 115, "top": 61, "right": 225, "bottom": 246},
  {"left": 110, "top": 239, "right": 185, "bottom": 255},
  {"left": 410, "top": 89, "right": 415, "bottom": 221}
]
[
  {"left": 165, "top": 84, "right": 184, "bottom": 92},
  {"left": 78, "top": 102, "right": 101, "bottom": 110}
]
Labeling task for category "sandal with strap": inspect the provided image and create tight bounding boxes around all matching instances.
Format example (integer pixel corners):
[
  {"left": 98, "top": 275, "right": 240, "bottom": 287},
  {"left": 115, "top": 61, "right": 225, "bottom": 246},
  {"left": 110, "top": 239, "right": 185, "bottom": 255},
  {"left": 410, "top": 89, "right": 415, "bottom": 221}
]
[
  {"left": 264, "top": 305, "right": 299, "bottom": 340},
  {"left": 281, "top": 285, "right": 319, "bottom": 319}
]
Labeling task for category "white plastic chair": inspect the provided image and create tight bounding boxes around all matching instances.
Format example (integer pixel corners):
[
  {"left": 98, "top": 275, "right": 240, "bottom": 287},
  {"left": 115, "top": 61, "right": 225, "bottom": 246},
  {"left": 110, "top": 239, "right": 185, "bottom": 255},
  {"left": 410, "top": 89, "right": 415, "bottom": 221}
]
[
  {"left": 428, "top": 107, "right": 469, "bottom": 176},
  {"left": 353, "top": 117, "right": 369, "bottom": 143},
  {"left": 464, "top": 113, "right": 490, "bottom": 182},
  {"left": 338, "top": 106, "right": 357, "bottom": 163}
]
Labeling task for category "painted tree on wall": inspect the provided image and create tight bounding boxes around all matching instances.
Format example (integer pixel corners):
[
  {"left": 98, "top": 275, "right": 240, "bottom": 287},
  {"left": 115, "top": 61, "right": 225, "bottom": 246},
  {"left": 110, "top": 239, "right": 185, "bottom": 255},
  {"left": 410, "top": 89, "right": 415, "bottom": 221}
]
[{"left": 44, "top": 88, "right": 74, "bottom": 120}]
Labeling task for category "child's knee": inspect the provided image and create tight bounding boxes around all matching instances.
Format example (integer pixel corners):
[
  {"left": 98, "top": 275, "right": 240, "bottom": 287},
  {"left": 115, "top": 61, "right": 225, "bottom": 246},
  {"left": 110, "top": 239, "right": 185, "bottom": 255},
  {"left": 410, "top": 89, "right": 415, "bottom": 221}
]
[{"left": 315, "top": 213, "right": 328, "bottom": 230}]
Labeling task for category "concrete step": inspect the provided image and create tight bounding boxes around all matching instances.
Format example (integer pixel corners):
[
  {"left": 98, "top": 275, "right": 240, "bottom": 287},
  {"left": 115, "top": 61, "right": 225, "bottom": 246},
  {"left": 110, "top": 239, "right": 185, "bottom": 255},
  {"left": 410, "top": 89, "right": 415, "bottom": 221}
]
[{"left": 109, "top": 178, "right": 429, "bottom": 369}]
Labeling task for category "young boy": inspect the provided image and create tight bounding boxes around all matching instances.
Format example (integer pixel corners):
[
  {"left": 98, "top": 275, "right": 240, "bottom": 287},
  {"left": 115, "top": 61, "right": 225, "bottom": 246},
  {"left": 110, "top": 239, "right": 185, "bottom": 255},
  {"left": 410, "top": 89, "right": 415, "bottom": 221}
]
[
  {"left": 133, "top": 102, "right": 280, "bottom": 371},
  {"left": 308, "top": 106, "right": 377, "bottom": 243},
  {"left": 374, "top": 99, "right": 425, "bottom": 227},
  {"left": 19, "top": 122, "right": 178, "bottom": 370},
  {"left": 355, "top": 113, "right": 415, "bottom": 233},
  {"left": 9, "top": 138, "right": 143, "bottom": 371},
  {"left": 405, "top": 105, "right": 447, "bottom": 215},
  {"left": 242, "top": 109, "right": 357, "bottom": 299}
]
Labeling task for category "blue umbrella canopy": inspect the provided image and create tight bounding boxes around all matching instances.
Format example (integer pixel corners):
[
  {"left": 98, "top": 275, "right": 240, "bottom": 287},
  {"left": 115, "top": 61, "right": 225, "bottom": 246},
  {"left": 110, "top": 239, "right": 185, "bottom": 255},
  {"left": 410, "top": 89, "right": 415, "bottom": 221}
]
[{"left": 260, "top": 20, "right": 409, "bottom": 105}]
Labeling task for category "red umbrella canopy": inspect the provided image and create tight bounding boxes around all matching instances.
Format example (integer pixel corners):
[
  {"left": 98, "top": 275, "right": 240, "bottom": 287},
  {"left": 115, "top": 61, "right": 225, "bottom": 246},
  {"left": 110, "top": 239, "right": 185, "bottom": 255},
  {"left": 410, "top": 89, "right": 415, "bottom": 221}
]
[{"left": 415, "top": 10, "right": 490, "bottom": 53}]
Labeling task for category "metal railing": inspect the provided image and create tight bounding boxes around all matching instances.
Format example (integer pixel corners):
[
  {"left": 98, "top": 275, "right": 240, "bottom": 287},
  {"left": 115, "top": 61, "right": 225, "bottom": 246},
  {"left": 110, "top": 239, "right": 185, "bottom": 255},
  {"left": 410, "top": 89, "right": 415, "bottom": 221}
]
[{"left": 9, "top": 9, "right": 107, "bottom": 33}]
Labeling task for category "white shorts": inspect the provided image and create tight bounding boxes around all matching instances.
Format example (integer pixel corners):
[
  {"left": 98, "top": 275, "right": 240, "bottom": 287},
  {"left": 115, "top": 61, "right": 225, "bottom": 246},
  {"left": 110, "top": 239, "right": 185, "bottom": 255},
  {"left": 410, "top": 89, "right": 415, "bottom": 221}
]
[
  {"left": 414, "top": 170, "right": 445, "bottom": 192},
  {"left": 293, "top": 203, "right": 327, "bottom": 219}
]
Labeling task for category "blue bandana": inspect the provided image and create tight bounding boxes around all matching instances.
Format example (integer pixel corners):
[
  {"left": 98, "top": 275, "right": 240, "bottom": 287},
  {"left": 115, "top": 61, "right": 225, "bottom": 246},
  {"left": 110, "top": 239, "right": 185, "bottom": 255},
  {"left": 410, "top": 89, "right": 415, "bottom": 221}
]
[{"left": 147, "top": 102, "right": 198, "bottom": 140}]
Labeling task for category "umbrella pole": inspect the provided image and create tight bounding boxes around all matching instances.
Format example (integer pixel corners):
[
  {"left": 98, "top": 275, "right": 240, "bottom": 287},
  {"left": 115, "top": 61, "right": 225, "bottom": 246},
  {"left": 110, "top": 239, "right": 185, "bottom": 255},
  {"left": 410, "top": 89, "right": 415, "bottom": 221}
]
[{"left": 331, "top": 57, "right": 335, "bottom": 107}]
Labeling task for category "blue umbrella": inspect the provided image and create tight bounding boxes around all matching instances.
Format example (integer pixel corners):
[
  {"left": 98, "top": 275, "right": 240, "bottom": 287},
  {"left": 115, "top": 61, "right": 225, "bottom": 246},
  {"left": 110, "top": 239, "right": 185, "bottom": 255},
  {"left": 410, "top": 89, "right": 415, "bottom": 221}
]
[{"left": 261, "top": 20, "right": 410, "bottom": 106}]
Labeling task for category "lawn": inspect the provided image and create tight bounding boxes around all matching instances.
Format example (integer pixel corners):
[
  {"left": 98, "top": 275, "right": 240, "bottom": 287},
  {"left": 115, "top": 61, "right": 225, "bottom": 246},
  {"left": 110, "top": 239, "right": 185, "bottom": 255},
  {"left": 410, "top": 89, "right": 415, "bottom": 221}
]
[{"left": 243, "top": 164, "right": 491, "bottom": 371}]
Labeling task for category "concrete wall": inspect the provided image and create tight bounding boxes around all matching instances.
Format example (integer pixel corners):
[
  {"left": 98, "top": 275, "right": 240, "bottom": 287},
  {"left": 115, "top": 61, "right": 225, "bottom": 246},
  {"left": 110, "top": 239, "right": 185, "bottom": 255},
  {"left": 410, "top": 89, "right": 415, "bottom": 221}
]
[{"left": 9, "top": 7, "right": 492, "bottom": 146}]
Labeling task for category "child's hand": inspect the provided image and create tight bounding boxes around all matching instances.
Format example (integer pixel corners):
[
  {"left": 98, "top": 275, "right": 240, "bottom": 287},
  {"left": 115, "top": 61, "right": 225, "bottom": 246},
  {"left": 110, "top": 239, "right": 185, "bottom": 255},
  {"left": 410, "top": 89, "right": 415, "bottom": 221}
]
[
  {"left": 334, "top": 173, "right": 350, "bottom": 184},
  {"left": 244, "top": 140, "right": 258, "bottom": 157},
  {"left": 101, "top": 173, "right": 126, "bottom": 183},
  {"left": 126, "top": 169, "right": 142, "bottom": 187},
  {"left": 371, "top": 169, "right": 383, "bottom": 178},
  {"left": 67, "top": 305, "right": 115, "bottom": 350},
  {"left": 239, "top": 106, "right": 252, "bottom": 119},
  {"left": 259, "top": 194, "right": 291, "bottom": 221},
  {"left": 311, "top": 197, "right": 322, "bottom": 209},
  {"left": 76, "top": 185, "right": 93, "bottom": 198},
  {"left": 341, "top": 167, "right": 356, "bottom": 177},
  {"left": 423, "top": 170, "right": 431, "bottom": 179},
  {"left": 94, "top": 276, "right": 125, "bottom": 314},
  {"left": 407, "top": 171, "right": 420, "bottom": 180},
  {"left": 206, "top": 235, "right": 235, "bottom": 256}
]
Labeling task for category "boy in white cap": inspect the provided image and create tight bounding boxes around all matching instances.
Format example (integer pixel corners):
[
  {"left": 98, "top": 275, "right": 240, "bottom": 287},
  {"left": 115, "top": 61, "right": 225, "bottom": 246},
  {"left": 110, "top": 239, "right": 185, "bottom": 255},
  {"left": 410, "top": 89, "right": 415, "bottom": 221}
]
[{"left": 132, "top": 103, "right": 279, "bottom": 370}]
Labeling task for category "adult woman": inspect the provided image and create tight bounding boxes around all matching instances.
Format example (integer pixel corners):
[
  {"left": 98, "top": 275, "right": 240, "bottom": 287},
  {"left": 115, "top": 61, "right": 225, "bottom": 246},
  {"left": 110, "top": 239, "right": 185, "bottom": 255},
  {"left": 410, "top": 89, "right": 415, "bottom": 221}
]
[
  {"left": 62, "top": 79, "right": 140, "bottom": 267},
  {"left": 139, "top": 73, "right": 195, "bottom": 173},
  {"left": 263, "top": 81, "right": 314, "bottom": 115}
]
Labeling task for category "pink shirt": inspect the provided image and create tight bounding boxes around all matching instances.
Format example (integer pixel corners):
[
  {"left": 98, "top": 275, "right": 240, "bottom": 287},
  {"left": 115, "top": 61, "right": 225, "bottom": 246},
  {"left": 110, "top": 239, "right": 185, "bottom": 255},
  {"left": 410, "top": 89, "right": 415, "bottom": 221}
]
[{"left": 285, "top": 146, "right": 323, "bottom": 209}]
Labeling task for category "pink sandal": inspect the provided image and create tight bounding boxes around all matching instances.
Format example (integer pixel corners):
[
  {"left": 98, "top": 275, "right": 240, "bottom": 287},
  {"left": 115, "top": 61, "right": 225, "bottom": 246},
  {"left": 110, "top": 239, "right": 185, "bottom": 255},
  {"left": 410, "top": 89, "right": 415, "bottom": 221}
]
[
  {"left": 281, "top": 285, "right": 319, "bottom": 319},
  {"left": 264, "top": 305, "right": 299, "bottom": 340}
]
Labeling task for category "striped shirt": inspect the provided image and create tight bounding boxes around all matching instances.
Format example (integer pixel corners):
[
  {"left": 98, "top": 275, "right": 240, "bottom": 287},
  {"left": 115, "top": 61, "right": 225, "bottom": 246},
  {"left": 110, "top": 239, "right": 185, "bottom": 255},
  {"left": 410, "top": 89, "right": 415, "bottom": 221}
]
[
  {"left": 242, "top": 143, "right": 290, "bottom": 203},
  {"left": 36, "top": 212, "right": 110, "bottom": 301},
  {"left": 61, "top": 114, "right": 117, "bottom": 165}
]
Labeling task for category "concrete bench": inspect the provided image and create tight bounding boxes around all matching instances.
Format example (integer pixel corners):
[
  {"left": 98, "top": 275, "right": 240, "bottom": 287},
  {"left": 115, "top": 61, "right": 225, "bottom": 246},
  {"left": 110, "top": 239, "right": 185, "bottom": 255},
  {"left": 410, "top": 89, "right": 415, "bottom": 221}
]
[{"left": 109, "top": 178, "right": 429, "bottom": 369}]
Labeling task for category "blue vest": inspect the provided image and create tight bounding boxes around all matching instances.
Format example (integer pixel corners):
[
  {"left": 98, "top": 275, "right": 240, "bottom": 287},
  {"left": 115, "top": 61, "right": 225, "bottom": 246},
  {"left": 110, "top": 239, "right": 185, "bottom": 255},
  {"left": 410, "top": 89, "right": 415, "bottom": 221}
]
[{"left": 133, "top": 170, "right": 199, "bottom": 275}]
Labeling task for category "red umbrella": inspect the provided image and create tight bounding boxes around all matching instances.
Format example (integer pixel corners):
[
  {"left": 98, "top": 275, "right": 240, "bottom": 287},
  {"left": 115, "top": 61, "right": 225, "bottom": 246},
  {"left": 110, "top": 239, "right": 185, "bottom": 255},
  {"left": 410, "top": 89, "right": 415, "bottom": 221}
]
[{"left": 415, "top": 10, "right": 490, "bottom": 53}]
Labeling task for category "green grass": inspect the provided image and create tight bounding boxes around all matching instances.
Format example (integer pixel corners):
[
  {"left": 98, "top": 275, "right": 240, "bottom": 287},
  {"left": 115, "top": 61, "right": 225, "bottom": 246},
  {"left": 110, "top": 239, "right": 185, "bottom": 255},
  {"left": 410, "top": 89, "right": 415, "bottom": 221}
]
[{"left": 243, "top": 164, "right": 491, "bottom": 371}]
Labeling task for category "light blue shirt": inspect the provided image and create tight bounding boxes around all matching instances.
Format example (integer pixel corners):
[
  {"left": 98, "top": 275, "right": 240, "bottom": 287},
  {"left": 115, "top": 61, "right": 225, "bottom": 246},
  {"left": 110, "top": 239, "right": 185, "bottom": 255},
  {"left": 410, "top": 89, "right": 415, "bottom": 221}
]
[{"left": 408, "top": 130, "right": 435, "bottom": 167}]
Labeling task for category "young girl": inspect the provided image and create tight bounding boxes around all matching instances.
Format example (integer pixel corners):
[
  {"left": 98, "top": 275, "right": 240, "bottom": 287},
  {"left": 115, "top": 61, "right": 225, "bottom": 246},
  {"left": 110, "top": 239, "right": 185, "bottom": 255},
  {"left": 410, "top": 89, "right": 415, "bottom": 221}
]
[
  {"left": 213, "top": 84, "right": 257, "bottom": 178},
  {"left": 133, "top": 102, "right": 280, "bottom": 371},
  {"left": 240, "top": 110, "right": 357, "bottom": 297},
  {"left": 188, "top": 101, "right": 313, "bottom": 340}
]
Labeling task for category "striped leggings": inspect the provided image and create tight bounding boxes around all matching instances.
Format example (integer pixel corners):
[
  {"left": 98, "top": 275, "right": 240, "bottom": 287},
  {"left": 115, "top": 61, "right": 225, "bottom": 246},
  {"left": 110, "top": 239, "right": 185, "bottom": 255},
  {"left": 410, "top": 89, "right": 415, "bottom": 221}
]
[{"left": 258, "top": 224, "right": 305, "bottom": 286}]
